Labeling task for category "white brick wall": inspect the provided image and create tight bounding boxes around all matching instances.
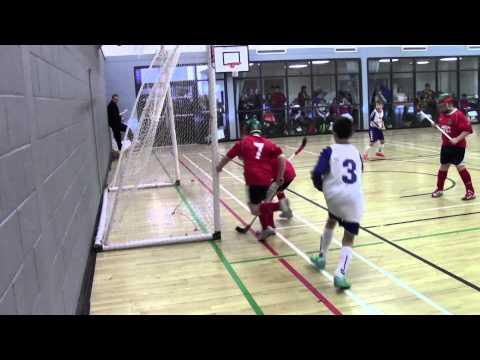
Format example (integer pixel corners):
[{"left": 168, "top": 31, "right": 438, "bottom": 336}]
[{"left": 0, "top": 45, "right": 110, "bottom": 314}]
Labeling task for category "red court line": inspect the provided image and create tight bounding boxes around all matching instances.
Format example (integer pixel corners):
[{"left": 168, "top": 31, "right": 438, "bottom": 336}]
[{"left": 179, "top": 158, "right": 342, "bottom": 316}]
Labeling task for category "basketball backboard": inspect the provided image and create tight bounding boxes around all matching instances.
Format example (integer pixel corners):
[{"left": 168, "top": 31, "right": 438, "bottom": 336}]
[{"left": 213, "top": 46, "right": 249, "bottom": 73}]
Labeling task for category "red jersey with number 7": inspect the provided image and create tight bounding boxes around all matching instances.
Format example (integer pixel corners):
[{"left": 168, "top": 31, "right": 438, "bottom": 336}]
[
  {"left": 226, "top": 134, "right": 283, "bottom": 186},
  {"left": 438, "top": 109, "right": 473, "bottom": 148}
]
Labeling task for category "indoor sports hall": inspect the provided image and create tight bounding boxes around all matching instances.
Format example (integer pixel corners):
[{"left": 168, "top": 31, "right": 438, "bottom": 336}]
[{"left": 1, "top": 45, "right": 479, "bottom": 315}]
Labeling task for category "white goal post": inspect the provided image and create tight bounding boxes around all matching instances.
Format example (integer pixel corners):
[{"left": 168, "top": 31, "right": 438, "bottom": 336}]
[{"left": 95, "top": 45, "right": 221, "bottom": 251}]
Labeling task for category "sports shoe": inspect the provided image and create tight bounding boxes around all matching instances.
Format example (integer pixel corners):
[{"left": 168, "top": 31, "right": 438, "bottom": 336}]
[
  {"left": 334, "top": 275, "right": 351, "bottom": 290},
  {"left": 310, "top": 254, "right": 326, "bottom": 270},
  {"left": 279, "top": 209, "right": 293, "bottom": 220},
  {"left": 431, "top": 189, "right": 444, "bottom": 198},
  {"left": 462, "top": 190, "right": 476, "bottom": 201},
  {"left": 256, "top": 226, "right": 275, "bottom": 241},
  {"left": 375, "top": 152, "right": 385, "bottom": 157},
  {"left": 279, "top": 198, "right": 293, "bottom": 219},
  {"left": 362, "top": 152, "right": 369, "bottom": 161}
]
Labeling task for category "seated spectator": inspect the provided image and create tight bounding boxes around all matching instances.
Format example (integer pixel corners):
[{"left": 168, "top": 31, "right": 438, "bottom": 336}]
[{"left": 459, "top": 94, "right": 471, "bottom": 114}]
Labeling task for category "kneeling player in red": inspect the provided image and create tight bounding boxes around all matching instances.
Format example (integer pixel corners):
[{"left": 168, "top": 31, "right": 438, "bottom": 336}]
[
  {"left": 432, "top": 95, "right": 475, "bottom": 201},
  {"left": 216, "top": 118, "right": 286, "bottom": 240},
  {"left": 267, "top": 156, "right": 296, "bottom": 219}
]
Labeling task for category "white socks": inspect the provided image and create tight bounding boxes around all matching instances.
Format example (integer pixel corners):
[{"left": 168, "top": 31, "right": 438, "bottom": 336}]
[
  {"left": 378, "top": 144, "right": 384, "bottom": 153},
  {"left": 364, "top": 144, "right": 372, "bottom": 154},
  {"left": 320, "top": 227, "right": 334, "bottom": 257},
  {"left": 335, "top": 246, "right": 353, "bottom": 278}
]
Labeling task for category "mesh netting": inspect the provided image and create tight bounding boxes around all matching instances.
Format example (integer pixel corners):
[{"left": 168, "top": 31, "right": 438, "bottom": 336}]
[{"left": 101, "top": 46, "right": 218, "bottom": 248}]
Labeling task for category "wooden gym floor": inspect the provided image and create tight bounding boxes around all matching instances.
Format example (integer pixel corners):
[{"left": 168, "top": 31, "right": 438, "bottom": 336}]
[{"left": 90, "top": 125, "right": 480, "bottom": 315}]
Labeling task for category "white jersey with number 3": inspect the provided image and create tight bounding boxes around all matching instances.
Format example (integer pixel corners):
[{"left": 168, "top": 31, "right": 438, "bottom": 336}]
[{"left": 322, "top": 143, "right": 364, "bottom": 223}]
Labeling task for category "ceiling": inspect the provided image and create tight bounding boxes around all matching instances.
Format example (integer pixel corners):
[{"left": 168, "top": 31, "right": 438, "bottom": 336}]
[{"left": 100, "top": 45, "right": 396, "bottom": 57}]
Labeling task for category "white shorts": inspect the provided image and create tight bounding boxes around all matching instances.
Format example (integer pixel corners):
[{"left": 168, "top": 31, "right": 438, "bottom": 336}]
[{"left": 325, "top": 194, "right": 364, "bottom": 224}]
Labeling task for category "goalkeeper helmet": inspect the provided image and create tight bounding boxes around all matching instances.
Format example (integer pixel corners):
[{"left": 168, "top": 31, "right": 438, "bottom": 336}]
[{"left": 246, "top": 116, "right": 262, "bottom": 134}]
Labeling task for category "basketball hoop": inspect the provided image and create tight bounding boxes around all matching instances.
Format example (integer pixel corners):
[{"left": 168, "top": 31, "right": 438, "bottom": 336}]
[
  {"left": 227, "top": 61, "right": 241, "bottom": 70},
  {"left": 227, "top": 62, "right": 241, "bottom": 77}
]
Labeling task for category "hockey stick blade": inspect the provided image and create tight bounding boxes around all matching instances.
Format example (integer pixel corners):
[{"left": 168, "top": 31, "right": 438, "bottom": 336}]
[{"left": 235, "top": 224, "right": 251, "bottom": 234}]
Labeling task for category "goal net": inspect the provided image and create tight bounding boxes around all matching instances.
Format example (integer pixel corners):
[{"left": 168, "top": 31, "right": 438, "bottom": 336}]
[{"left": 95, "top": 45, "right": 221, "bottom": 251}]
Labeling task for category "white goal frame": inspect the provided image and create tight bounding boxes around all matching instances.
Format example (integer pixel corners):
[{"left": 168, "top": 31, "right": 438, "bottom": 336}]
[{"left": 95, "top": 45, "right": 221, "bottom": 251}]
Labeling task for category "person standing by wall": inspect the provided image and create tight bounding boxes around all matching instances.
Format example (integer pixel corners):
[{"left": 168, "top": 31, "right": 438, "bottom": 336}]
[{"left": 107, "top": 94, "right": 131, "bottom": 153}]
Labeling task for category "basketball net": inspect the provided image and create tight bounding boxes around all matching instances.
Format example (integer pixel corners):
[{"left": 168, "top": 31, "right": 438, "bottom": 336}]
[{"left": 228, "top": 62, "right": 241, "bottom": 77}]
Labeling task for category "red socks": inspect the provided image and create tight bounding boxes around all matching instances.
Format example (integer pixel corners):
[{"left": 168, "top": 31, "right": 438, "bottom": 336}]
[
  {"left": 437, "top": 168, "right": 475, "bottom": 193},
  {"left": 259, "top": 202, "right": 281, "bottom": 230},
  {"left": 437, "top": 170, "right": 448, "bottom": 191},
  {"left": 459, "top": 168, "right": 475, "bottom": 193}
]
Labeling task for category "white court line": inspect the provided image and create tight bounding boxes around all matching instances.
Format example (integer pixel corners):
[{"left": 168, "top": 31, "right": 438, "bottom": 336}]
[
  {"left": 276, "top": 222, "right": 327, "bottom": 230},
  {"left": 189, "top": 153, "right": 381, "bottom": 315},
  {"left": 197, "top": 152, "right": 452, "bottom": 315}
]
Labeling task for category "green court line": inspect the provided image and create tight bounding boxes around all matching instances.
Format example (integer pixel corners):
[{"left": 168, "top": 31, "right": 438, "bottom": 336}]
[
  {"left": 230, "top": 226, "right": 480, "bottom": 265},
  {"left": 174, "top": 186, "right": 264, "bottom": 315}
]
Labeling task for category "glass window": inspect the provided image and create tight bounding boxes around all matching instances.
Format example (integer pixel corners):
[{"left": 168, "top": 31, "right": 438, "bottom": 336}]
[
  {"left": 392, "top": 58, "right": 413, "bottom": 72},
  {"left": 196, "top": 65, "right": 224, "bottom": 80},
  {"left": 438, "top": 72, "right": 458, "bottom": 96},
  {"left": 460, "top": 71, "right": 478, "bottom": 97},
  {"left": 235, "top": 78, "right": 263, "bottom": 124},
  {"left": 261, "top": 62, "right": 286, "bottom": 77},
  {"left": 337, "top": 60, "right": 359, "bottom": 74},
  {"left": 393, "top": 73, "right": 414, "bottom": 101},
  {"left": 172, "top": 65, "right": 196, "bottom": 81},
  {"left": 196, "top": 80, "right": 227, "bottom": 125},
  {"left": 313, "top": 75, "right": 336, "bottom": 102},
  {"left": 415, "top": 58, "right": 435, "bottom": 71},
  {"left": 237, "top": 62, "right": 260, "bottom": 78},
  {"left": 312, "top": 60, "right": 335, "bottom": 75},
  {"left": 368, "top": 75, "right": 391, "bottom": 105},
  {"left": 368, "top": 59, "right": 391, "bottom": 73},
  {"left": 460, "top": 57, "right": 479, "bottom": 70},
  {"left": 338, "top": 74, "right": 360, "bottom": 104},
  {"left": 416, "top": 73, "right": 436, "bottom": 94},
  {"left": 287, "top": 61, "right": 311, "bottom": 76},
  {"left": 287, "top": 77, "right": 311, "bottom": 105},
  {"left": 438, "top": 57, "right": 458, "bottom": 71}
]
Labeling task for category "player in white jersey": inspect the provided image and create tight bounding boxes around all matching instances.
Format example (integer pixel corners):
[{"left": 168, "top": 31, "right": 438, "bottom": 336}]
[
  {"left": 363, "top": 101, "right": 386, "bottom": 160},
  {"left": 310, "top": 116, "right": 364, "bottom": 290}
]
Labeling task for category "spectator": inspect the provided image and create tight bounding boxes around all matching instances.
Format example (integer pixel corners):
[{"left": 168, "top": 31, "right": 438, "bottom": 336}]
[
  {"left": 419, "top": 83, "right": 437, "bottom": 118},
  {"left": 107, "top": 94, "right": 131, "bottom": 153},
  {"left": 297, "top": 85, "right": 310, "bottom": 108},
  {"left": 459, "top": 94, "right": 471, "bottom": 114},
  {"left": 271, "top": 86, "right": 287, "bottom": 134},
  {"left": 393, "top": 86, "right": 407, "bottom": 128},
  {"left": 238, "top": 93, "right": 250, "bottom": 136},
  {"left": 312, "top": 90, "right": 329, "bottom": 134},
  {"left": 248, "top": 88, "right": 263, "bottom": 123}
]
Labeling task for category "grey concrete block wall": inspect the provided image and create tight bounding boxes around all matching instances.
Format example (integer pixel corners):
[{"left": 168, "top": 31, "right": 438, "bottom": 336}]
[{"left": 0, "top": 45, "right": 111, "bottom": 314}]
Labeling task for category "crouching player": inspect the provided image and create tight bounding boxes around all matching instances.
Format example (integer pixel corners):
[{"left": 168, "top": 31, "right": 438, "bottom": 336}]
[
  {"left": 268, "top": 156, "right": 296, "bottom": 220},
  {"left": 310, "top": 116, "right": 364, "bottom": 290},
  {"left": 432, "top": 94, "right": 475, "bottom": 200},
  {"left": 216, "top": 118, "right": 286, "bottom": 240}
]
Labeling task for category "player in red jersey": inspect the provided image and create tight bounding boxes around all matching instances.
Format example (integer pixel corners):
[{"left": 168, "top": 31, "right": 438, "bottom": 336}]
[
  {"left": 432, "top": 95, "right": 475, "bottom": 200},
  {"left": 268, "top": 156, "right": 296, "bottom": 219},
  {"left": 216, "top": 119, "right": 287, "bottom": 240}
]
